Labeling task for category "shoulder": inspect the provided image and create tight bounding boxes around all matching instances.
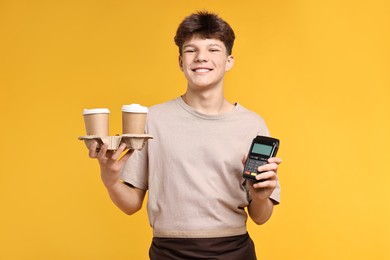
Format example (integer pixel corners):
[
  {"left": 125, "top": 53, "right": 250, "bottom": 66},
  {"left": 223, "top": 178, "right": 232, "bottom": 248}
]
[
  {"left": 145, "top": 98, "right": 184, "bottom": 127},
  {"left": 235, "top": 104, "right": 270, "bottom": 136},
  {"left": 149, "top": 99, "right": 177, "bottom": 114},
  {"left": 148, "top": 98, "right": 178, "bottom": 116},
  {"left": 236, "top": 103, "right": 266, "bottom": 124}
]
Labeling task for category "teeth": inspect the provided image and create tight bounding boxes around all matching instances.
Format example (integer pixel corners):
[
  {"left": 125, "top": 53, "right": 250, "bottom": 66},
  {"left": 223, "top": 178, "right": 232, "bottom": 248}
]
[{"left": 195, "top": 69, "right": 211, "bottom": 72}]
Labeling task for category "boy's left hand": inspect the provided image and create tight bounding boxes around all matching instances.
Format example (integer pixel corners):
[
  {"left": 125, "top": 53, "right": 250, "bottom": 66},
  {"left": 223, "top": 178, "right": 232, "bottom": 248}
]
[{"left": 243, "top": 156, "right": 282, "bottom": 201}]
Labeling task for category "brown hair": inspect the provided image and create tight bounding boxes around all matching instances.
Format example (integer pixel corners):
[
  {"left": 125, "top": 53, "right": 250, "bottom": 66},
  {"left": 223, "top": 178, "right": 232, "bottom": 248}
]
[{"left": 174, "top": 11, "right": 235, "bottom": 55}]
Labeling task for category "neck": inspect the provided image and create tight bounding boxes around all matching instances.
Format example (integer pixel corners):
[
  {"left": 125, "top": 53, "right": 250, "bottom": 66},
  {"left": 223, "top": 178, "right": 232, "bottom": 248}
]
[{"left": 182, "top": 87, "right": 234, "bottom": 115}]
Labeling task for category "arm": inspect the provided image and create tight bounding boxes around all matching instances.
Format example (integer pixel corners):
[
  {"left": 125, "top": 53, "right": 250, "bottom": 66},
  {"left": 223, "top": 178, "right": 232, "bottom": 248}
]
[
  {"left": 247, "top": 157, "right": 282, "bottom": 225},
  {"left": 89, "top": 142, "right": 146, "bottom": 215},
  {"left": 104, "top": 179, "right": 146, "bottom": 215}
]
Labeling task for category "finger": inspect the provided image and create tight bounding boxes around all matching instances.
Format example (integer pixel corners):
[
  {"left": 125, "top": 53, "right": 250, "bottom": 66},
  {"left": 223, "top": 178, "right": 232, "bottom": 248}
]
[
  {"left": 257, "top": 163, "right": 278, "bottom": 173},
  {"left": 97, "top": 143, "right": 109, "bottom": 159},
  {"left": 255, "top": 171, "right": 278, "bottom": 182},
  {"left": 88, "top": 141, "right": 98, "bottom": 158},
  {"left": 111, "top": 143, "right": 128, "bottom": 161},
  {"left": 268, "top": 157, "right": 282, "bottom": 165},
  {"left": 253, "top": 178, "right": 277, "bottom": 189}
]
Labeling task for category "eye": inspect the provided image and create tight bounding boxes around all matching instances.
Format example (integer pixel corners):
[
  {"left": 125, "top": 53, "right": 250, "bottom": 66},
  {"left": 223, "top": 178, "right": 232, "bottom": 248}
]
[
  {"left": 210, "top": 48, "right": 221, "bottom": 52},
  {"left": 183, "top": 49, "right": 196, "bottom": 53}
]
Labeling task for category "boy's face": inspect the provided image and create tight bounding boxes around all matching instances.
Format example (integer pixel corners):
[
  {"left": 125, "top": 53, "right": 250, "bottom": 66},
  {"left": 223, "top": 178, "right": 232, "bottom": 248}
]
[{"left": 179, "top": 36, "right": 234, "bottom": 91}]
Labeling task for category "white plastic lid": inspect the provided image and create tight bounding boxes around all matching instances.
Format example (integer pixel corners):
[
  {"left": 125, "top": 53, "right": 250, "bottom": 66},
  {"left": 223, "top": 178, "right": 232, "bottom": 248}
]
[
  {"left": 122, "top": 104, "right": 148, "bottom": 113},
  {"left": 83, "top": 108, "right": 110, "bottom": 115}
]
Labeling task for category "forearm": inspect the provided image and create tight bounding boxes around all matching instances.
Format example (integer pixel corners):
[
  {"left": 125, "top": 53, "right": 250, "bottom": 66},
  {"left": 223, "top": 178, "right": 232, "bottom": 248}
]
[
  {"left": 104, "top": 180, "right": 146, "bottom": 215},
  {"left": 248, "top": 197, "right": 274, "bottom": 225}
]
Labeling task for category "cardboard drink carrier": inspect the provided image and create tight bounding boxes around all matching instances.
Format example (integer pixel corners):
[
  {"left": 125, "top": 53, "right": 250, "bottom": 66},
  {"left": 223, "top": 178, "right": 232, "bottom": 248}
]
[
  {"left": 79, "top": 134, "right": 152, "bottom": 150},
  {"left": 79, "top": 105, "right": 152, "bottom": 151}
]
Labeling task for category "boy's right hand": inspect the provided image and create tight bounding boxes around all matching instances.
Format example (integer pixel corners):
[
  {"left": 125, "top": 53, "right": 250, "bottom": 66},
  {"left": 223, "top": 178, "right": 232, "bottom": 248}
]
[{"left": 88, "top": 141, "right": 134, "bottom": 188}]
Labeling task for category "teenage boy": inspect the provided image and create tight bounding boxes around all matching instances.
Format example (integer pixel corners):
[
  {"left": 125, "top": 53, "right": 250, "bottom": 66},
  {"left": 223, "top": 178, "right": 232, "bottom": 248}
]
[{"left": 88, "top": 11, "right": 282, "bottom": 259}]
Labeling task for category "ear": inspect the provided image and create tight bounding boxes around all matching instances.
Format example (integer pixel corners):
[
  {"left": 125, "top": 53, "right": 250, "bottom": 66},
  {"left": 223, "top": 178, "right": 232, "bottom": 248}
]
[
  {"left": 225, "top": 55, "right": 234, "bottom": 71},
  {"left": 178, "top": 55, "right": 183, "bottom": 71}
]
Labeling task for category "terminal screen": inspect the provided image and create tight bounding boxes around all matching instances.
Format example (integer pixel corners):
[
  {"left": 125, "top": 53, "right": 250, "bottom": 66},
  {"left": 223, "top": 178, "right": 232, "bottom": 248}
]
[{"left": 252, "top": 143, "right": 273, "bottom": 156}]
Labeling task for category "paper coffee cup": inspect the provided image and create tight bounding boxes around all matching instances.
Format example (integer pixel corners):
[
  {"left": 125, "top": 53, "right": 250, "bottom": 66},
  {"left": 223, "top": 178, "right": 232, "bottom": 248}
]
[
  {"left": 122, "top": 104, "right": 148, "bottom": 134},
  {"left": 83, "top": 108, "right": 110, "bottom": 136}
]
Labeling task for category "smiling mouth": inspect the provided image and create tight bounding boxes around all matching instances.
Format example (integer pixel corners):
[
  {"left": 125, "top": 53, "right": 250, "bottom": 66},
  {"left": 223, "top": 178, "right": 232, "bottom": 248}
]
[{"left": 192, "top": 68, "right": 213, "bottom": 73}]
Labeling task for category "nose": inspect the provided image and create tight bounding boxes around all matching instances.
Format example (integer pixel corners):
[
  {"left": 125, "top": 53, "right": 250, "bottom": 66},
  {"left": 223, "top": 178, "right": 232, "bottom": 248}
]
[{"left": 195, "top": 50, "right": 208, "bottom": 62}]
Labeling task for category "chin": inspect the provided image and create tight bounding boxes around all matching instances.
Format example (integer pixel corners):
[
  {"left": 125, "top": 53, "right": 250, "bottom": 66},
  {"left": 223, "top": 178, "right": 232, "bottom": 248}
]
[{"left": 189, "top": 83, "right": 215, "bottom": 90}]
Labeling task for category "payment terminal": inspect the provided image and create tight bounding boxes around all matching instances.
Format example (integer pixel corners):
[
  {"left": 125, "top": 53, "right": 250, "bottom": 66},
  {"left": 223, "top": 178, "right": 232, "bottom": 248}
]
[{"left": 243, "top": 135, "right": 280, "bottom": 182}]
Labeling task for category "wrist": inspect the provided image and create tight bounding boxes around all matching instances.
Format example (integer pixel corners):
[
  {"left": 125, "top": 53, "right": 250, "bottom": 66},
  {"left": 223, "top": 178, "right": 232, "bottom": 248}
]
[
  {"left": 251, "top": 195, "right": 271, "bottom": 206},
  {"left": 102, "top": 177, "right": 121, "bottom": 190},
  {"left": 248, "top": 197, "right": 274, "bottom": 225}
]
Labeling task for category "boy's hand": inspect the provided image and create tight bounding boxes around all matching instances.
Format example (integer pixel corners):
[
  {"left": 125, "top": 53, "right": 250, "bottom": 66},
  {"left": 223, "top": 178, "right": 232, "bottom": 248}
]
[
  {"left": 88, "top": 141, "right": 134, "bottom": 188},
  {"left": 243, "top": 156, "right": 282, "bottom": 201}
]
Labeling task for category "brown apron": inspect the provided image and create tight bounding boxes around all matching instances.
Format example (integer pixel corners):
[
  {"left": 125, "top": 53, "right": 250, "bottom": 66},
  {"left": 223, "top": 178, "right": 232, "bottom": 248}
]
[{"left": 149, "top": 232, "right": 257, "bottom": 260}]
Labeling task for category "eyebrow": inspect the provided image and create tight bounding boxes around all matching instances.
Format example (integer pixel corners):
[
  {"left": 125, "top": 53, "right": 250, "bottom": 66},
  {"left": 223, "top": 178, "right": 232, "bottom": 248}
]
[{"left": 183, "top": 43, "right": 223, "bottom": 49}]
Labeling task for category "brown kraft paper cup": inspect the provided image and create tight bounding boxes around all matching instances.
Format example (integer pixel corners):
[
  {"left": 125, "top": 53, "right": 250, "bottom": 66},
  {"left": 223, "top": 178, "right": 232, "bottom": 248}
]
[
  {"left": 122, "top": 104, "right": 148, "bottom": 134},
  {"left": 83, "top": 108, "right": 110, "bottom": 136}
]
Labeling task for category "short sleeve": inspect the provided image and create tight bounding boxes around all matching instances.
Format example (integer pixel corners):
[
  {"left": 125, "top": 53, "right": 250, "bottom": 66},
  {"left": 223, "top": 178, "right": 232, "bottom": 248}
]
[
  {"left": 120, "top": 142, "right": 149, "bottom": 190},
  {"left": 269, "top": 180, "right": 281, "bottom": 204}
]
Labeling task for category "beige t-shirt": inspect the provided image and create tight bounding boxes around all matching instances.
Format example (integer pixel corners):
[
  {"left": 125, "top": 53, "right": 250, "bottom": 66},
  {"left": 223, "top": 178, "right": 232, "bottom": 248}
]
[{"left": 120, "top": 97, "right": 280, "bottom": 238}]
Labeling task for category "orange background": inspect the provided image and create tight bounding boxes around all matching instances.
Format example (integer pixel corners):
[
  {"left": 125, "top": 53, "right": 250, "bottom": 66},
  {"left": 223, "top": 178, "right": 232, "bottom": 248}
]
[{"left": 1, "top": 1, "right": 389, "bottom": 259}]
